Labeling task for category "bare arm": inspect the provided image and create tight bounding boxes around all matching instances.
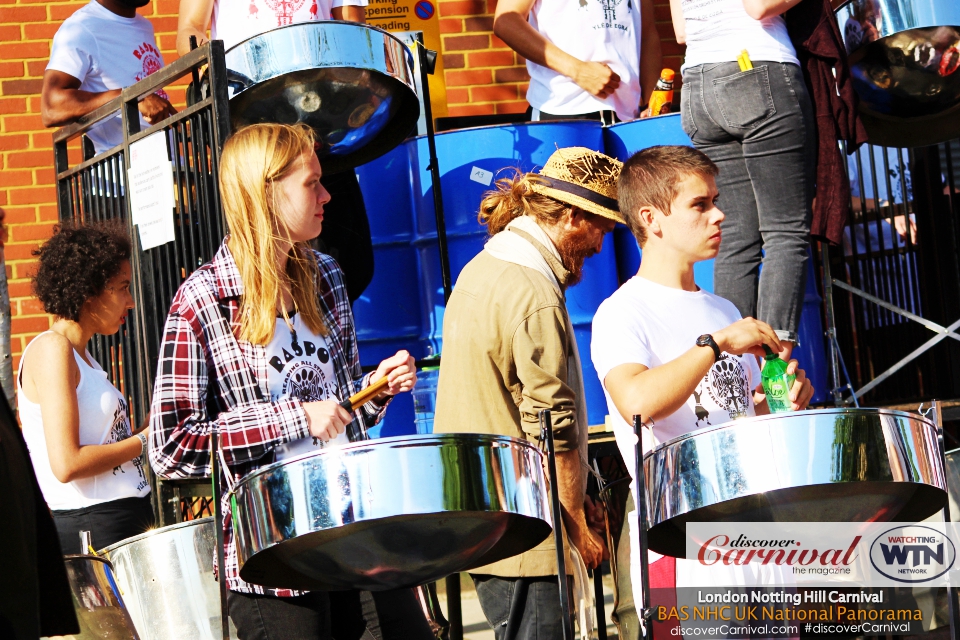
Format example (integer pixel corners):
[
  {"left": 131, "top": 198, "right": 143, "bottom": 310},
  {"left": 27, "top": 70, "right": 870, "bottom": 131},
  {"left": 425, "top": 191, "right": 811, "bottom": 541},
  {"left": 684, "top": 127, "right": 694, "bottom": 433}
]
[
  {"left": 669, "top": 0, "right": 686, "bottom": 44},
  {"left": 639, "top": 0, "right": 664, "bottom": 105},
  {"left": 41, "top": 70, "right": 120, "bottom": 128},
  {"left": 176, "top": 0, "right": 214, "bottom": 56},
  {"left": 332, "top": 5, "right": 365, "bottom": 22},
  {"left": 741, "top": 0, "right": 800, "bottom": 20},
  {"left": 24, "top": 334, "right": 144, "bottom": 483},
  {"left": 556, "top": 449, "right": 606, "bottom": 569},
  {"left": 494, "top": 0, "right": 620, "bottom": 98}
]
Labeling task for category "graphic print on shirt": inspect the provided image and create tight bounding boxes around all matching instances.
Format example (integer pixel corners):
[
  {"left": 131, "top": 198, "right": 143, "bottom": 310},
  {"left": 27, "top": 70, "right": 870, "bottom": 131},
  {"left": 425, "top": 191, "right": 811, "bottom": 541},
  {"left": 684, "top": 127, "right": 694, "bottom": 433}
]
[
  {"left": 132, "top": 42, "right": 169, "bottom": 101},
  {"left": 703, "top": 353, "right": 750, "bottom": 420},
  {"left": 108, "top": 398, "right": 148, "bottom": 489},
  {"left": 260, "top": 0, "right": 310, "bottom": 27},
  {"left": 269, "top": 333, "right": 339, "bottom": 403},
  {"left": 692, "top": 386, "right": 711, "bottom": 427}
]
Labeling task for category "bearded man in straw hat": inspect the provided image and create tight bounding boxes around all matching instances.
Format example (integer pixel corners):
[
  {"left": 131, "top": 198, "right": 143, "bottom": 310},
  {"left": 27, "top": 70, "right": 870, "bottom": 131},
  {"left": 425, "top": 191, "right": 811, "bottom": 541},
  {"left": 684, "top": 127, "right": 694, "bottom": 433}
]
[{"left": 434, "top": 147, "right": 620, "bottom": 638}]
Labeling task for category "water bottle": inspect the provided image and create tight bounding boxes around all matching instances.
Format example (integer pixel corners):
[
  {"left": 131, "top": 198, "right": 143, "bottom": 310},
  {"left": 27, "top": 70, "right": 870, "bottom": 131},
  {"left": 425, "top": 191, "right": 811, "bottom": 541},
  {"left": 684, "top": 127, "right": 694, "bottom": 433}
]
[
  {"left": 760, "top": 346, "right": 796, "bottom": 414},
  {"left": 413, "top": 367, "right": 439, "bottom": 434}
]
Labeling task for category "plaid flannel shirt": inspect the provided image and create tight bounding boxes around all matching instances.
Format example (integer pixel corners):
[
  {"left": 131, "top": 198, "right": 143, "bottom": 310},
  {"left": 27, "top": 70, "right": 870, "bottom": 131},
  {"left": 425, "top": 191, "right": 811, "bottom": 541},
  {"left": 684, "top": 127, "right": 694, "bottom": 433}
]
[{"left": 148, "top": 241, "right": 387, "bottom": 596}]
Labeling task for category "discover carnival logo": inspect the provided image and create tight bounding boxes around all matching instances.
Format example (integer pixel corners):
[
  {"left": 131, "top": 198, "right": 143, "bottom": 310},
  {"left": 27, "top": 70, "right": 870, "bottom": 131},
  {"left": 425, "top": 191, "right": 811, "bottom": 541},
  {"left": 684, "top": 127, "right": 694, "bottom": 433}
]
[{"left": 869, "top": 525, "right": 956, "bottom": 583}]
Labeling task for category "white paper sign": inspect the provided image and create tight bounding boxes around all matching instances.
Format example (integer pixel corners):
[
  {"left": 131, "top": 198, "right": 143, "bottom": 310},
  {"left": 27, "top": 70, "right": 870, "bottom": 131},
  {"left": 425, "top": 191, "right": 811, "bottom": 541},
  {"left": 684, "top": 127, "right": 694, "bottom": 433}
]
[
  {"left": 469, "top": 166, "right": 493, "bottom": 186},
  {"left": 128, "top": 131, "right": 176, "bottom": 251}
]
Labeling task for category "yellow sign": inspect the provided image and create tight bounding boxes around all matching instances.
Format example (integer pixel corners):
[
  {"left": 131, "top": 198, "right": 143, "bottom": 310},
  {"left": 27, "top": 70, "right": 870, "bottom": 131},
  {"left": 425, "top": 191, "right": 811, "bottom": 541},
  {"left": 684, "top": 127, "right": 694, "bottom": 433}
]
[{"left": 366, "top": 0, "right": 448, "bottom": 120}]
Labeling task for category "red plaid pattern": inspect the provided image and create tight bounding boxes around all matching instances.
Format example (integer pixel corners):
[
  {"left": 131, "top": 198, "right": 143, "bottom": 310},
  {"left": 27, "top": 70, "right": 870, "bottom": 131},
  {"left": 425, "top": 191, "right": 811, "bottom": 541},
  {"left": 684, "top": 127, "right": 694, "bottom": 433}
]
[{"left": 148, "top": 241, "right": 387, "bottom": 595}]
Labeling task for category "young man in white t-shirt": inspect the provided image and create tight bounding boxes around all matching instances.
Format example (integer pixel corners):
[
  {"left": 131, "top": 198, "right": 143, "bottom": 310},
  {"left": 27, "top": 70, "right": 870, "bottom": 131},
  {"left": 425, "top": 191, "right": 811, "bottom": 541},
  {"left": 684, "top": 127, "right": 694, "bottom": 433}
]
[
  {"left": 591, "top": 145, "right": 814, "bottom": 635},
  {"left": 42, "top": 0, "right": 176, "bottom": 154}
]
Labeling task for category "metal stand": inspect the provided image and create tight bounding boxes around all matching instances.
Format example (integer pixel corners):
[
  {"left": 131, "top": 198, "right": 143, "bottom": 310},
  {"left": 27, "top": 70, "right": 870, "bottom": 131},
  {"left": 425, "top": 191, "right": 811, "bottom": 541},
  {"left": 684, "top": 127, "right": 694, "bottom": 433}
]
[
  {"left": 820, "top": 243, "right": 859, "bottom": 408},
  {"left": 414, "top": 36, "right": 452, "bottom": 304},
  {"left": 210, "top": 431, "right": 230, "bottom": 640},
  {"left": 633, "top": 416, "right": 653, "bottom": 640},
  {"left": 541, "top": 409, "right": 573, "bottom": 640}
]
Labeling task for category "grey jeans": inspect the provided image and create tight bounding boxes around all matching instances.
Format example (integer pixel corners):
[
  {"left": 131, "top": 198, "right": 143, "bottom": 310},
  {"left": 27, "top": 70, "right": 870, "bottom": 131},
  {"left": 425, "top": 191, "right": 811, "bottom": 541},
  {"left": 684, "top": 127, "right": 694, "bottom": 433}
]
[
  {"left": 680, "top": 61, "right": 816, "bottom": 342},
  {"left": 471, "top": 574, "right": 573, "bottom": 640}
]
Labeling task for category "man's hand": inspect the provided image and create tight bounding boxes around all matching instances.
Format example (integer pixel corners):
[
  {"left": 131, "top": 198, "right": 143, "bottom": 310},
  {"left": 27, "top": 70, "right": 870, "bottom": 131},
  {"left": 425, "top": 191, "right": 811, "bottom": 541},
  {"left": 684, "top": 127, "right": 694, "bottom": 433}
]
[
  {"left": 584, "top": 495, "right": 606, "bottom": 538},
  {"left": 139, "top": 94, "right": 177, "bottom": 125},
  {"left": 713, "top": 317, "right": 781, "bottom": 358},
  {"left": 570, "top": 519, "right": 607, "bottom": 569},
  {"left": 784, "top": 359, "right": 814, "bottom": 410},
  {"left": 573, "top": 61, "right": 621, "bottom": 98}
]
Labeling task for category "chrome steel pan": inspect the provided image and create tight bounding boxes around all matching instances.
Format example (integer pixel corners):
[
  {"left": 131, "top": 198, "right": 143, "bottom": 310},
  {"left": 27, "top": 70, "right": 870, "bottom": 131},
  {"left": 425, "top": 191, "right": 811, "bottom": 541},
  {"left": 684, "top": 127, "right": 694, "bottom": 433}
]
[
  {"left": 224, "top": 21, "right": 419, "bottom": 173},
  {"left": 644, "top": 408, "right": 947, "bottom": 557},
  {"left": 60, "top": 555, "right": 140, "bottom": 639},
  {"left": 231, "top": 433, "right": 552, "bottom": 591},
  {"left": 99, "top": 518, "right": 237, "bottom": 640}
]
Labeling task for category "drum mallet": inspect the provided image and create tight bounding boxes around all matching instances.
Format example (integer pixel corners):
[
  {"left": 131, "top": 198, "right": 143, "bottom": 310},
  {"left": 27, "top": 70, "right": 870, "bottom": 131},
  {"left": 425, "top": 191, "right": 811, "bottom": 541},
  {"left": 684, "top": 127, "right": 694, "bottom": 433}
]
[
  {"left": 634, "top": 415, "right": 653, "bottom": 640},
  {"left": 339, "top": 375, "right": 391, "bottom": 412}
]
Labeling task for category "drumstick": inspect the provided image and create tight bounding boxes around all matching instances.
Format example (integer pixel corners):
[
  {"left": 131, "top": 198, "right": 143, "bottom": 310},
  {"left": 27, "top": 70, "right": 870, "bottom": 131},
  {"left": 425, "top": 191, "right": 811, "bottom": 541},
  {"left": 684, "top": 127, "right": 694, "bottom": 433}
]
[{"left": 339, "top": 375, "right": 391, "bottom": 412}]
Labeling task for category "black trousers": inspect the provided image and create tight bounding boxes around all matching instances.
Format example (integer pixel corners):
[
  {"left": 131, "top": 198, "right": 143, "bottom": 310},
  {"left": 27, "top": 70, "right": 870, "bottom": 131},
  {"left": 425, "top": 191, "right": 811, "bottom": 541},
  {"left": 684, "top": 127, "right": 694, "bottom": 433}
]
[
  {"left": 52, "top": 495, "right": 155, "bottom": 553},
  {"left": 228, "top": 587, "right": 435, "bottom": 640},
  {"left": 315, "top": 169, "right": 374, "bottom": 303}
]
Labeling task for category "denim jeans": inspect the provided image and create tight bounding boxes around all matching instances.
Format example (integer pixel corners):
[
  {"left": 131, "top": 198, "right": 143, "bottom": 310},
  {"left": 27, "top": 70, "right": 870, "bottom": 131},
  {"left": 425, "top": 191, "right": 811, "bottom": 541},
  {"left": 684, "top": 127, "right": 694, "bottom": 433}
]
[
  {"left": 681, "top": 61, "right": 815, "bottom": 342},
  {"left": 471, "top": 574, "right": 573, "bottom": 640}
]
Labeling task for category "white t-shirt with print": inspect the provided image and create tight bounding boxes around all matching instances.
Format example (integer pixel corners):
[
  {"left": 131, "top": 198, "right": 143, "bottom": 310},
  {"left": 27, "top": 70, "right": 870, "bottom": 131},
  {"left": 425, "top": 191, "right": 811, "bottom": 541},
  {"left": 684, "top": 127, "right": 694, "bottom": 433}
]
[
  {"left": 526, "top": 0, "right": 644, "bottom": 121},
  {"left": 212, "top": 0, "right": 369, "bottom": 52},
  {"left": 266, "top": 313, "right": 350, "bottom": 461},
  {"left": 46, "top": 0, "right": 166, "bottom": 154},
  {"left": 679, "top": 0, "right": 798, "bottom": 71}
]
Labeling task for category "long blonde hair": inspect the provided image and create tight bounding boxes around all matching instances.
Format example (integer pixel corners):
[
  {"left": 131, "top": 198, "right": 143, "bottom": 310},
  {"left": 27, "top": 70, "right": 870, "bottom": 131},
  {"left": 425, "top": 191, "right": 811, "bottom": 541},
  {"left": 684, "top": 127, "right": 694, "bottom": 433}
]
[
  {"left": 478, "top": 170, "right": 571, "bottom": 235},
  {"left": 218, "top": 123, "right": 327, "bottom": 344}
]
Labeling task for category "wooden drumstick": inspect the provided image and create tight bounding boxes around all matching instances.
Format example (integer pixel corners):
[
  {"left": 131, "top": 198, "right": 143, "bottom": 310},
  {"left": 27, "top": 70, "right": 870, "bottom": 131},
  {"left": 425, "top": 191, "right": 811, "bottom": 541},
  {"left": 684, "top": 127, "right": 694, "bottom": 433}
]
[{"left": 339, "top": 375, "right": 391, "bottom": 412}]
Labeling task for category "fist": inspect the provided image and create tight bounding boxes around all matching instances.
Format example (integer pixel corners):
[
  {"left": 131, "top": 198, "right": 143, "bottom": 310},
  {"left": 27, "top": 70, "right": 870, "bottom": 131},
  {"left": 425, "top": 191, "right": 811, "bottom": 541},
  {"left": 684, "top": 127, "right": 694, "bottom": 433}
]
[
  {"left": 573, "top": 61, "right": 621, "bottom": 99},
  {"left": 713, "top": 317, "right": 781, "bottom": 358},
  {"left": 372, "top": 350, "right": 417, "bottom": 398}
]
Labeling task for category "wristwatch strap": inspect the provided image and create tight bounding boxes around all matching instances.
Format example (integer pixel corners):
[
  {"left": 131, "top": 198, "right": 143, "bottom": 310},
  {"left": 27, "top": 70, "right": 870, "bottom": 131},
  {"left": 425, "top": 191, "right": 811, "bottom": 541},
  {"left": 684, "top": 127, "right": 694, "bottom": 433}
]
[{"left": 697, "top": 334, "right": 721, "bottom": 363}]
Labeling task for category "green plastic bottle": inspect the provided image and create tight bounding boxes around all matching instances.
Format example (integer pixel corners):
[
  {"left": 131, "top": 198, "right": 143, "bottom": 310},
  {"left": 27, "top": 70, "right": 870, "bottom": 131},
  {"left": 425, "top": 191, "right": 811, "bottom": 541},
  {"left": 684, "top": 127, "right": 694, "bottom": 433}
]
[{"left": 761, "top": 345, "right": 796, "bottom": 414}]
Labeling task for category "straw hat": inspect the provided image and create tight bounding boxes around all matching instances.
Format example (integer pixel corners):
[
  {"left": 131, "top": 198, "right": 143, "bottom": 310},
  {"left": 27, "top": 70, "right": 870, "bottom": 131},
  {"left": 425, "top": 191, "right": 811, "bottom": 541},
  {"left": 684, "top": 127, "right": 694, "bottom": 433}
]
[{"left": 530, "top": 147, "right": 624, "bottom": 224}]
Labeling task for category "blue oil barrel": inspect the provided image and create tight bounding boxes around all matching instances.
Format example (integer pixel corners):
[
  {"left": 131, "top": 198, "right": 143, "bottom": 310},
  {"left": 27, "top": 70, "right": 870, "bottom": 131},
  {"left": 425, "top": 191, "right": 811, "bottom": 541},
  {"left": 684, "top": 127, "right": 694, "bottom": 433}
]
[
  {"left": 354, "top": 144, "right": 423, "bottom": 437},
  {"left": 410, "top": 120, "right": 618, "bottom": 424}
]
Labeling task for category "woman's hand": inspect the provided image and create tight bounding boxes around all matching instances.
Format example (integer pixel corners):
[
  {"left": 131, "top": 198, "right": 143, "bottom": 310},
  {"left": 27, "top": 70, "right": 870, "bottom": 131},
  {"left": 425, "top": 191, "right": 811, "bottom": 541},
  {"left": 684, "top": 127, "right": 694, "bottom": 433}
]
[
  {"left": 303, "top": 400, "right": 353, "bottom": 441},
  {"left": 371, "top": 350, "right": 417, "bottom": 399}
]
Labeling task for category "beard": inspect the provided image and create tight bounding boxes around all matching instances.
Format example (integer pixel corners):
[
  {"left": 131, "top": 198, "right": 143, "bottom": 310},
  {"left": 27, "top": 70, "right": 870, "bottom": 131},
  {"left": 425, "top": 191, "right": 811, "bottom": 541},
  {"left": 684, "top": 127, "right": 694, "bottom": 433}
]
[
  {"left": 556, "top": 224, "right": 598, "bottom": 287},
  {"left": 116, "top": 0, "right": 151, "bottom": 8}
]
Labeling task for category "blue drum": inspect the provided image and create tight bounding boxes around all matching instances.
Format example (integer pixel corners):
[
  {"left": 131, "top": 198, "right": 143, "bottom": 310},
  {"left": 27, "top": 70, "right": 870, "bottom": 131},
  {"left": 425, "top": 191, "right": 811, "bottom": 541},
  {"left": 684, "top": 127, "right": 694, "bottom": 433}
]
[
  {"left": 354, "top": 145, "right": 423, "bottom": 436},
  {"left": 410, "top": 120, "right": 618, "bottom": 424}
]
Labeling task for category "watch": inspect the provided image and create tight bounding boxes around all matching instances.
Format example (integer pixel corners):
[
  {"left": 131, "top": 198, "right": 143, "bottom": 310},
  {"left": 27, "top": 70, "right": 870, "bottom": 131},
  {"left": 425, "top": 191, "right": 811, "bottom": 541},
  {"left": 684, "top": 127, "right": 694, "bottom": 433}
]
[{"left": 696, "top": 334, "right": 721, "bottom": 363}]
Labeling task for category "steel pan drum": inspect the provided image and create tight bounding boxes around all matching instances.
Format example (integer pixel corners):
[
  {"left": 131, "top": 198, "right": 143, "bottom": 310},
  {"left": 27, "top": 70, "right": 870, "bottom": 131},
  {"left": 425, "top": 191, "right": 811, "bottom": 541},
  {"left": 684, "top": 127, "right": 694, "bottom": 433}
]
[
  {"left": 99, "top": 518, "right": 236, "bottom": 640},
  {"left": 46, "top": 555, "right": 140, "bottom": 639},
  {"left": 232, "top": 433, "right": 552, "bottom": 591},
  {"left": 836, "top": 0, "right": 960, "bottom": 146},
  {"left": 644, "top": 408, "right": 947, "bottom": 557},
  {"left": 224, "top": 21, "right": 419, "bottom": 173}
]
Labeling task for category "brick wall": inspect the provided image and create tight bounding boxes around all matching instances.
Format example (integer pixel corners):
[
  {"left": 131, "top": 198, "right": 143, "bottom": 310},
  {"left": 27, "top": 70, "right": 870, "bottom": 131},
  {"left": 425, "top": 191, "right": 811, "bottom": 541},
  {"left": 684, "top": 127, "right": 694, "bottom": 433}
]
[
  {"left": 0, "top": 0, "right": 684, "bottom": 371},
  {"left": 438, "top": 0, "right": 685, "bottom": 117}
]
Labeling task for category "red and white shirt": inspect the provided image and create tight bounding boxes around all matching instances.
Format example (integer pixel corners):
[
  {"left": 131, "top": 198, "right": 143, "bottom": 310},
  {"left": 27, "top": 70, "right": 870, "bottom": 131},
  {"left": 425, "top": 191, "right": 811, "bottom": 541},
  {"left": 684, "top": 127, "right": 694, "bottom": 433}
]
[
  {"left": 46, "top": 0, "right": 167, "bottom": 154},
  {"left": 148, "top": 241, "right": 388, "bottom": 595},
  {"left": 212, "top": 0, "right": 368, "bottom": 52}
]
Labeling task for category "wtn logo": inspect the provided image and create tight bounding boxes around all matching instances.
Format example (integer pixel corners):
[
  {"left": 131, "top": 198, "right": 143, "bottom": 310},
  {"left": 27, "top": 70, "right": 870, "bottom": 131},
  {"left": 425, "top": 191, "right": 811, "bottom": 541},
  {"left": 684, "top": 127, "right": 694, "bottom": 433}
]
[{"left": 870, "top": 526, "right": 956, "bottom": 583}]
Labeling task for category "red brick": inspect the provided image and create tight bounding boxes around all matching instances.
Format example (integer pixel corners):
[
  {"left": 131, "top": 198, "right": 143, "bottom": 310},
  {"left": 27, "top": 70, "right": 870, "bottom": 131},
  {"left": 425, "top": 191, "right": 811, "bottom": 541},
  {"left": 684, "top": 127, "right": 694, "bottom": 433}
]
[
  {"left": 0, "top": 134, "right": 29, "bottom": 152},
  {"left": 6, "top": 243, "right": 41, "bottom": 261},
  {"left": 2, "top": 206, "right": 38, "bottom": 224},
  {"left": 464, "top": 16, "right": 493, "bottom": 32},
  {"left": 157, "top": 34, "right": 178, "bottom": 51},
  {"left": 446, "top": 69, "right": 491, "bottom": 87},
  {"left": 8, "top": 281, "right": 33, "bottom": 299},
  {"left": 9, "top": 187, "right": 55, "bottom": 206},
  {"left": 23, "top": 22, "right": 59, "bottom": 40},
  {"left": 515, "top": 53, "right": 526, "bottom": 65},
  {"left": 486, "top": 0, "right": 497, "bottom": 11},
  {"left": 494, "top": 66, "right": 529, "bottom": 83},
  {"left": 654, "top": 4, "right": 672, "bottom": 21},
  {"left": 438, "top": 0, "right": 485, "bottom": 17},
  {"left": 2, "top": 114, "right": 44, "bottom": 132},
  {"left": 445, "top": 87, "right": 469, "bottom": 104},
  {"left": 26, "top": 61, "right": 46, "bottom": 77},
  {"left": 467, "top": 50, "right": 514, "bottom": 68},
  {"left": 0, "top": 61, "right": 24, "bottom": 78},
  {"left": 0, "top": 6, "right": 46, "bottom": 22},
  {"left": 490, "top": 35, "right": 509, "bottom": 49},
  {"left": 30, "top": 131, "right": 53, "bottom": 149},
  {"left": 0, "top": 24, "right": 20, "bottom": 41},
  {"left": 7, "top": 150, "right": 52, "bottom": 169},
  {"left": 0, "top": 193, "right": 6, "bottom": 206},
  {"left": 151, "top": 16, "right": 178, "bottom": 32},
  {"left": 495, "top": 100, "right": 529, "bottom": 114},
  {"left": 2, "top": 79, "right": 43, "bottom": 96},
  {"left": 28, "top": 95, "right": 42, "bottom": 112},
  {"left": 0, "top": 41, "right": 49, "bottom": 60},
  {"left": 49, "top": 4, "right": 82, "bottom": 20},
  {"left": 439, "top": 18, "right": 462, "bottom": 34},
  {"left": 442, "top": 53, "right": 465, "bottom": 69},
  {"left": 11, "top": 316, "right": 49, "bottom": 335},
  {"left": 35, "top": 168, "right": 55, "bottom": 185},
  {"left": 472, "top": 84, "right": 518, "bottom": 102},
  {"left": 38, "top": 204, "right": 59, "bottom": 222},
  {"left": 156, "top": 0, "right": 179, "bottom": 14},
  {"left": 0, "top": 97, "right": 26, "bottom": 115},
  {"left": 448, "top": 103, "right": 496, "bottom": 117},
  {"left": 10, "top": 221, "right": 55, "bottom": 240},
  {"left": 18, "top": 298, "right": 44, "bottom": 315},
  {"left": 443, "top": 34, "right": 489, "bottom": 51},
  {"left": 2, "top": 171, "right": 33, "bottom": 188}
]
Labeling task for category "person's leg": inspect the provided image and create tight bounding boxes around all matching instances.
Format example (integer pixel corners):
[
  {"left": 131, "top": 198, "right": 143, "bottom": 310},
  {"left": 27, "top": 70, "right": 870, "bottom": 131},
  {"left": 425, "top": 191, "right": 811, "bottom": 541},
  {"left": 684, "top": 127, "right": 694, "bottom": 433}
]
[
  {"left": 471, "top": 574, "right": 517, "bottom": 640},
  {"left": 328, "top": 590, "right": 366, "bottom": 640},
  {"left": 681, "top": 63, "right": 763, "bottom": 319},
  {"left": 369, "top": 588, "right": 435, "bottom": 640},
  {"left": 519, "top": 577, "right": 572, "bottom": 640},
  {"left": 315, "top": 169, "right": 375, "bottom": 303},
  {"left": 228, "top": 590, "right": 331, "bottom": 640}
]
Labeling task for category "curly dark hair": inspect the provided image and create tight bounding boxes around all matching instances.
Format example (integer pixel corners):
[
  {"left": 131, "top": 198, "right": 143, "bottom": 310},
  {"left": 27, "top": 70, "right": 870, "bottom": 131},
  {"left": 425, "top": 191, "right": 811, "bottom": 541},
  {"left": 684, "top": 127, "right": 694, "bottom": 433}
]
[{"left": 32, "top": 221, "right": 132, "bottom": 322}]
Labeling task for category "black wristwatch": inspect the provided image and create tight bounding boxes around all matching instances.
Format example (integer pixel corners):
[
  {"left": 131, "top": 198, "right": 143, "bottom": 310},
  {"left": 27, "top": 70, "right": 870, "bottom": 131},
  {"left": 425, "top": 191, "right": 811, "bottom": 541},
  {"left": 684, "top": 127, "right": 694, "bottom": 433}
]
[{"left": 696, "top": 334, "right": 721, "bottom": 363}]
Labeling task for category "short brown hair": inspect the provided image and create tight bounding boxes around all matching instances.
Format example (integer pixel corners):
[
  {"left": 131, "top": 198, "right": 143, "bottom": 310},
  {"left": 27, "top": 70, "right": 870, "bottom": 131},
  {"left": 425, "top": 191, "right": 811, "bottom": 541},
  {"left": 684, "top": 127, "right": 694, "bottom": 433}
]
[{"left": 618, "top": 146, "right": 718, "bottom": 246}]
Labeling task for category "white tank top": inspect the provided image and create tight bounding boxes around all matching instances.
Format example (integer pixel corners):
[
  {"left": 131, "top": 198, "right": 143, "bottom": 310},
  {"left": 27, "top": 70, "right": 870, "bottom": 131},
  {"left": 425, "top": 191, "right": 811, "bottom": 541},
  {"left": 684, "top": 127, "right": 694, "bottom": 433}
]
[
  {"left": 18, "top": 332, "right": 150, "bottom": 510},
  {"left": 525, "top": 0, "right": 644, "bottom": 122},
  {"left": 679, "top": 0, "right": 799, "bottom": 71}
]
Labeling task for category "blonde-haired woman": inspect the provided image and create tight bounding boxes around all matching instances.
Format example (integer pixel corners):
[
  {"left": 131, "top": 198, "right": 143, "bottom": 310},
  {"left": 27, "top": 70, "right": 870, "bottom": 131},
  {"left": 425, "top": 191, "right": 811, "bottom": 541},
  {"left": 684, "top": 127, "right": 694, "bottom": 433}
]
[{"left": 148, "top": 123, "right": 430, "bottom": 640}]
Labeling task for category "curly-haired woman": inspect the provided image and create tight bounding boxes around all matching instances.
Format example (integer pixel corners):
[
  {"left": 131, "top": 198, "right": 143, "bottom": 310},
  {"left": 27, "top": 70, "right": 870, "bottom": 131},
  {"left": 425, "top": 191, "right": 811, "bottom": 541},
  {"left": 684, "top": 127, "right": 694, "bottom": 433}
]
[{"left": 19, "top": 222, "right": 152, "bottom": 554}]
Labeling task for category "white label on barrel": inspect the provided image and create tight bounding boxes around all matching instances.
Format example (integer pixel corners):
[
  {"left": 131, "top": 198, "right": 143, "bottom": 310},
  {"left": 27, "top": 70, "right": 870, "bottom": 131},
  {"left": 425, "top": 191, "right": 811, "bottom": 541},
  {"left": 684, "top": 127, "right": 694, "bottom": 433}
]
[{"left": 470, "top": 166, "right": 493, "bottom": 186}]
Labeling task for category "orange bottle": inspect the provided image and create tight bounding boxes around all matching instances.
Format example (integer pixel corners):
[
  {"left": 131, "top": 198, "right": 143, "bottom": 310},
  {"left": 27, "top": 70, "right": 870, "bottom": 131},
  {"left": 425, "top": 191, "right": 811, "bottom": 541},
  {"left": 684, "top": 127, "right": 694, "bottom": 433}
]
[{"left": 647, "top": 69, "right": 675, "bottom": 116}]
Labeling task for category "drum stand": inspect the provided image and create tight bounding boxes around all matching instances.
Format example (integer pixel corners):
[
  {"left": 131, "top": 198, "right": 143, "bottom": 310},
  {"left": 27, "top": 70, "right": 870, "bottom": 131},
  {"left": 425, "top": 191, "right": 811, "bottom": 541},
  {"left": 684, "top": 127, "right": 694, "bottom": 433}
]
[
  {"left": 540, "top": 409, "right": 575, "bottom": 640},
  {"left": 632, "top": 416, "right": 654, "bottom": 640},
  {"left": 211, "top": 431, "right": 231, "bottom": 640}
]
